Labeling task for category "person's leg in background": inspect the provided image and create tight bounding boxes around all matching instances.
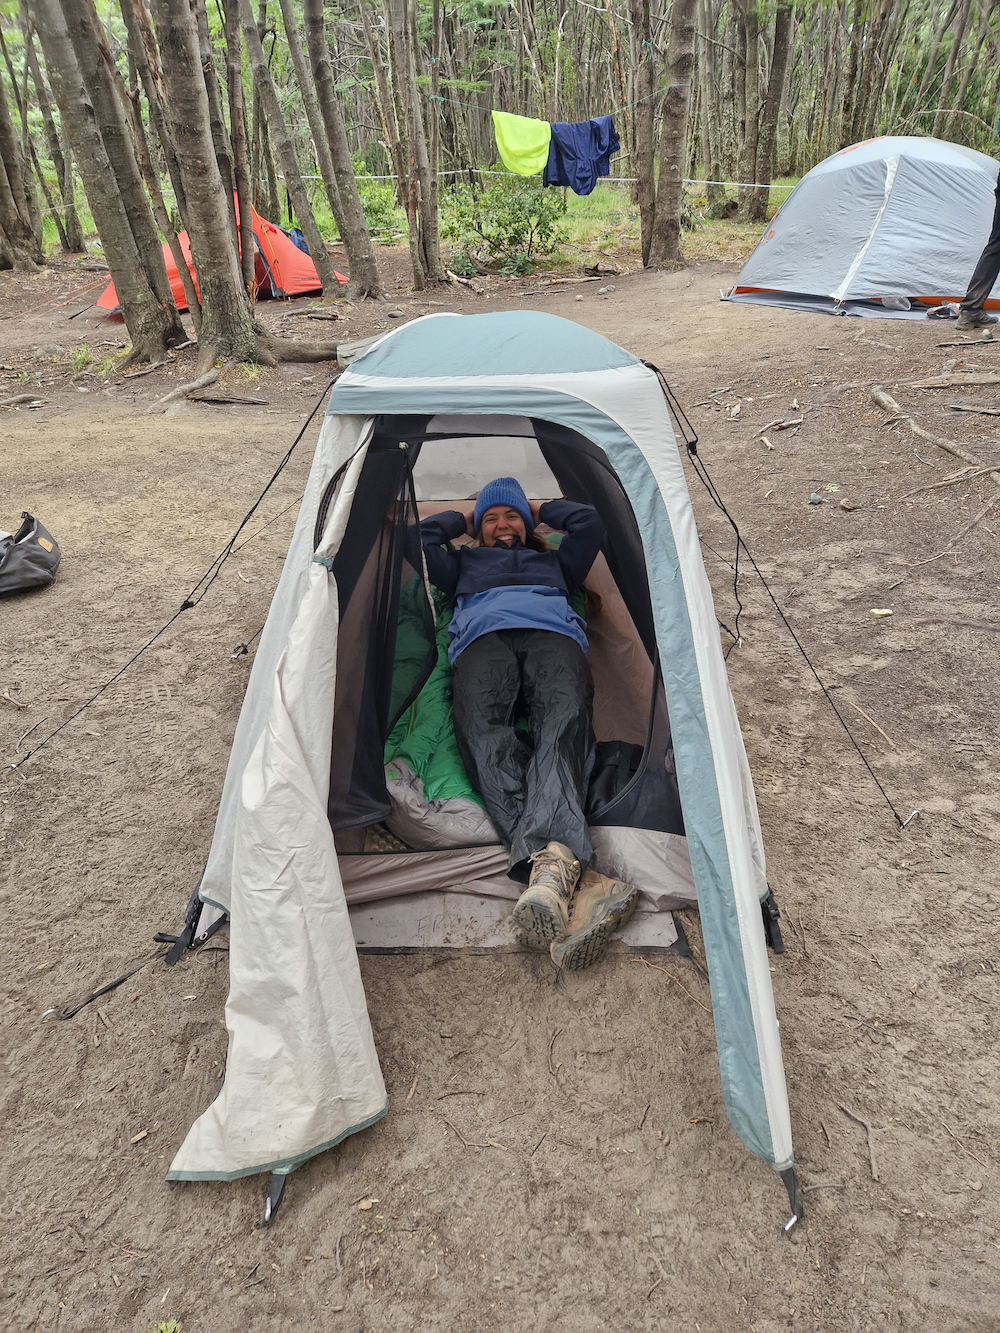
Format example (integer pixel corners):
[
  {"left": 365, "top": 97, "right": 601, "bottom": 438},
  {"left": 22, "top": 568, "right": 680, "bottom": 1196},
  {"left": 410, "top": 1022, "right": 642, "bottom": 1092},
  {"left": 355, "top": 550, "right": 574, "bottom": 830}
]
[{"left": 958, "top": 176, "right": 1000, "bottom": 327}]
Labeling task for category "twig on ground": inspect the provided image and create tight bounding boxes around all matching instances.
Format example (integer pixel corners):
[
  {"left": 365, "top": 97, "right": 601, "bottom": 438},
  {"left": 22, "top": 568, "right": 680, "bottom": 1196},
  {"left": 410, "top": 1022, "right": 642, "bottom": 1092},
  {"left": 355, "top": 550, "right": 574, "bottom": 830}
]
[
  {"left": 439, "top": 1115, "right": 492, "bottom": 1149},
  {"left": 531, "top": 1131, "right": 547, "bottom": 1155},
  {"left": 121, "top": 361, "right": 164, "bottom": 380},
  {"left": 821, "top": 1120, "right": 832, "bottom": 1147},
  {"left": 837, "top": 1102, "right": 880, "bottom": 1181},
  {"left": 914, "top": 617, "right": 1000, "bottom": 631},
  {"left": 1, "top": 690, "right": 27, "bottom": 710},
  {"left": 188, "top": 392, "right": 269, "bottom": 406},
  {"left": 942, "top": 1120, "right": 990, "bottom": 1169},
  {"left": 437, "top": 1089, "right": 484, "bottom": 1099},
  {"left": 901, "top": 490, "right": 1000, "bottom": 566},
  {"left": 802, "top": 1182, "right": 846, "bottom": 1192},
  {"left": 842, "top": 700, "right": 895, "bottom": 749},
  {"left": 146, "top": 367, "right": 220, "bottom": 413},
  {"left": 635, "top": 958, "right": 712, "bottom": 1012},
  {"left": 405, "top": 1074, "right": 418, "bottom": 1102},
  {"left": 547, "top": 1029, "right": 561, "bottom": 1077},
  {"left": 639, "top": 1102, "right": 651, "bottom": 1130},
  {"left": 798, "top": 909, "right": 808, "bottom": 957},
  {"left": 17, "top": 716, "right": 46, "bottom": 750},
  {"left": 646, "top": 1278, "right": 662, "bottom": 1300}
]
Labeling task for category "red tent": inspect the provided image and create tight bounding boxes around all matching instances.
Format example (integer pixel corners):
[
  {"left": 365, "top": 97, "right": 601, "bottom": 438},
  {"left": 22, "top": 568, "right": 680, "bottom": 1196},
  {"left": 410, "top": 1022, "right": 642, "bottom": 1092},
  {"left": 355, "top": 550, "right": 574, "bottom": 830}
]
[{"left": 97, "top": 201, "right": 346, "bottom": 314}]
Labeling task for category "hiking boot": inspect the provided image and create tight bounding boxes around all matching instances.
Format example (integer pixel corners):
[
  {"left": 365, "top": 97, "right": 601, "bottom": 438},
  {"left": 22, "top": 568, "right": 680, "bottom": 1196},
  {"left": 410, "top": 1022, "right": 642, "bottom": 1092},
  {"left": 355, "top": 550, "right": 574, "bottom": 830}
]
[
  {"left": 549, "top": 870, "right": 639, "bottom": 972},
  {"left": 956, "top": 308, "right": 999, "bottom": 328},
  {"left": 512, "top": 842, "right": 582, "bottom": 943}
]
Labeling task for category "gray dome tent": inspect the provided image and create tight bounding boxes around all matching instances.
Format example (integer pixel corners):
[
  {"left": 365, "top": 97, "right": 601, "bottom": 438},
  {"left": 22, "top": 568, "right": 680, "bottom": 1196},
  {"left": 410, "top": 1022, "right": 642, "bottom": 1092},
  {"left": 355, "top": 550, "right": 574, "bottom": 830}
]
[
  {"left": 166, "top": 312, "right": 800, "bottom": 1224},
  {"left": 726, "top": 135, "right": 999, "bottom": 317}
]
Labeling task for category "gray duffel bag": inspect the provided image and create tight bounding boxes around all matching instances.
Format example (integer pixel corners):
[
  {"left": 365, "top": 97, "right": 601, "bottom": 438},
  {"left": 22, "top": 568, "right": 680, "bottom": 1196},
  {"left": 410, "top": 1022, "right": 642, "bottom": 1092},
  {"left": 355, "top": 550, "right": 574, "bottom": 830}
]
[{"left": 0, "top": 512, "right": 61, "bottom": 596}]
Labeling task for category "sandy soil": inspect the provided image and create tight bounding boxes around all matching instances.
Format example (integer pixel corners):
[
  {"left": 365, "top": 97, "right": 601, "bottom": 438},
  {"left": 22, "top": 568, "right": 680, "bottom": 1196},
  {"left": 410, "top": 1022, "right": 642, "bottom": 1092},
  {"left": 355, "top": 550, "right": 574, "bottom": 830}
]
[{"left": 2, "top": 253, "right": 999, "bottom": 1333}]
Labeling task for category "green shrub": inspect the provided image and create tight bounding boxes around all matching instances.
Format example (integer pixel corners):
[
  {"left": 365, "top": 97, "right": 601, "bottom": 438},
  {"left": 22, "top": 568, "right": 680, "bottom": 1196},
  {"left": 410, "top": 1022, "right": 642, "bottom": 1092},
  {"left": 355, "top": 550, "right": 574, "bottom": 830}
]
[
  {"left": 351, "top": 155, "right": 406, "bottom": 243},
  {"left": 441, "top": 177, "right": 566, "bottom": 274}
]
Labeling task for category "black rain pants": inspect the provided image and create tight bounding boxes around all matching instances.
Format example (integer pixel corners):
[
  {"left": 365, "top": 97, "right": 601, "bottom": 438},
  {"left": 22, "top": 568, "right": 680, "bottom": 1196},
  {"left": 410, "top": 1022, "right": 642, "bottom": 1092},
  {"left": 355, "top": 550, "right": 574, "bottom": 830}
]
[
  {"left": 451, "top": 628, "right": 596, "bottom": 883},
  {"left": 961, "top": 176, "right": 1000, "bottom": 312}
]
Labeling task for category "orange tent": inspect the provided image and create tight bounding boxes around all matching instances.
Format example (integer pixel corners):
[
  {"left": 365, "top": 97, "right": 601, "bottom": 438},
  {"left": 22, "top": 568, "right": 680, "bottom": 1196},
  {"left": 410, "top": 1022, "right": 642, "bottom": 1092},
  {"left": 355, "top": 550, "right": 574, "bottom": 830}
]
[{"left": 97, "top": 201, "right": 346, "bottom": 314}]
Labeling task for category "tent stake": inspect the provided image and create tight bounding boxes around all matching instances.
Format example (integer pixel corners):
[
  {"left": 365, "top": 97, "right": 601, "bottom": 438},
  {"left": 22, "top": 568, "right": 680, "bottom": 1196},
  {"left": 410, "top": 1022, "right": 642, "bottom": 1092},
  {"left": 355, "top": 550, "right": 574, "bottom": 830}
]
[
  {"left": 780, "top": 1166, "right": 804, "bottom": 1232},
  {"left": 261, "top": 1173, "right": 287, "bottom": 1226}
]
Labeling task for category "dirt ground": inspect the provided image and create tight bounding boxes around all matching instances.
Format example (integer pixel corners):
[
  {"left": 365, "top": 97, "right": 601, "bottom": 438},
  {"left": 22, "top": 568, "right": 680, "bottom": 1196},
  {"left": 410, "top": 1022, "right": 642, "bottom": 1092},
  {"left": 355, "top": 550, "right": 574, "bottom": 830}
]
[{"left": 2, "top": 252, "right": 999, "bottom": 1333}]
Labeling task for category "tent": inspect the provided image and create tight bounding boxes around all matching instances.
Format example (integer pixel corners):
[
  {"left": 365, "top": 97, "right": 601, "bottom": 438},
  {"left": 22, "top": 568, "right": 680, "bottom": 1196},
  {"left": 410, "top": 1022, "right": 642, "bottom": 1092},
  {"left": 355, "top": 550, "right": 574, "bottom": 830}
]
[
  {"left": 164, "top": 311, "right": 800, "bottom": 1224},
  {"left": 97, "top": 202, "right": 345, "bottom": 314},
  {"left": 726, "top": 135, "right": 1000, "bottom": 318}
]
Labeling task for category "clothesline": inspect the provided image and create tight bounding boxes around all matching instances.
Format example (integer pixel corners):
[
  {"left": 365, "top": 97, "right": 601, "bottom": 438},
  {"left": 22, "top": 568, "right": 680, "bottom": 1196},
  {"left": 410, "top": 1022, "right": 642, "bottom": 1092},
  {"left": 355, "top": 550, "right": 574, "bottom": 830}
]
[{"left": 303, "top": 169, "right": 795, "bottom": 192}]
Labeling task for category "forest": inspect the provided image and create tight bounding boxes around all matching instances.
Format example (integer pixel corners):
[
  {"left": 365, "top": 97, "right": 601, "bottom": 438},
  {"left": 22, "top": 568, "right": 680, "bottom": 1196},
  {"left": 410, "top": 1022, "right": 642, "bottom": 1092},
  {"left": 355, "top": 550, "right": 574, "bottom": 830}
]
[{"left": 1, "top": 0, "right": 998, "bottom": 365}]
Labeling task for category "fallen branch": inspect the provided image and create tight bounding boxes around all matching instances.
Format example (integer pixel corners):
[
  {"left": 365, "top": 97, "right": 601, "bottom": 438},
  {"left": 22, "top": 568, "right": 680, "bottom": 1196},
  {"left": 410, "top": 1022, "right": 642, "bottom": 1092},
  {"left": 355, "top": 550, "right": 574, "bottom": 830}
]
[
  {"left": 188, "top": 392, "right": 269, "bottom": 406},
  {"left": 17, "top": 715, "right": 46, "bottom": 749},
  {"left": 909, "top": 372, "right": 1000, "bottom": 388},
  {"left": 1, "top": 690, "right": 27, "bottom": 710},
  {"left": 446, "top": 269, "right": 485, "bottom": 294},
  {"left": 870, "top": 387, "right": 1000, "bottom": 487},
  {"left": 946, "top": 401, "right": 1000, "bottom": 416},
  {"left": 0, "top": 393, "right": 43, "bottom": 408},
  {"left": 122, "top": 361, "right": 164, "bottom": 380},
  {"left": 837, "top": 1102, "right": 879, "bottom": 1181},
  {"left": 146, "top": 367, "right": 219, "bottom": 414},
  {"left": 901, "top": 464, "right": 1000, "bottom": 498}
]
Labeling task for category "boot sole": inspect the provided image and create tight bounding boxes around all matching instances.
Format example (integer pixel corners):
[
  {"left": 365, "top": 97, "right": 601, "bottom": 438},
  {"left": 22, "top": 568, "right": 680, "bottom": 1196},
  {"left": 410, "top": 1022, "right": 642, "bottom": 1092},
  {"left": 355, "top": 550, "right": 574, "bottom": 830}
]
[
  {"left": 512, "top": 893, "right": 565, "bottom": 943},
  {"left": 549, "top": 886, "right": 639, "bottom": 972}
]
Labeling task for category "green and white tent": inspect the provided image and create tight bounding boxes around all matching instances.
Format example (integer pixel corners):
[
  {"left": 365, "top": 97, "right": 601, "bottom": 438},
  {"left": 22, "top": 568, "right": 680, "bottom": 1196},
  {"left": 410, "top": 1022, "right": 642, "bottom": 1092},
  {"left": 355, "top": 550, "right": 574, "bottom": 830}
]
[{"left": 168, "top": 311, "right": 800, "bottom": 1223}]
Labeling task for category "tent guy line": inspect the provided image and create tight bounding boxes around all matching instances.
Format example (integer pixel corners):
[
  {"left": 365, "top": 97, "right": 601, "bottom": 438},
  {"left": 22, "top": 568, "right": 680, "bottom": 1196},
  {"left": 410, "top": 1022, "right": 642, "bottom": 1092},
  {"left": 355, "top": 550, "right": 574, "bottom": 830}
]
[{"left": 10, "top": 378, "right": 336, "bottom": 773}]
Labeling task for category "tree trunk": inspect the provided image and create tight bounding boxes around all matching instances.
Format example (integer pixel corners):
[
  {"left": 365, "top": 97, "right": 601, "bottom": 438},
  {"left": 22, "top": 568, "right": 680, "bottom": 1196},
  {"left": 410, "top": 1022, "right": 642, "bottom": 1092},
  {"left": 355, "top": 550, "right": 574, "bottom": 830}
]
[
  {"left": 933, "top": 0, "right": 973, "bottom": 137},
  {"left": 59, "top": 0, "right": 179, "bottom": 315},
  {"left": 223, "top": 0, "right": 256, "bottom": 293},
  {"left": 302, "top": 0, "right": 383, "bottom": 298},
  {"left": 32, "top": 0, "right": 183, "bottom": 358},
  {"left": 647, "top": 0, "right": 697, "bottom": 266},
  {"left": 749, "top": 0, "right": 792, "bottom": 222},
  {"left": 23, "top": 26, "right": 84, "bottom": 250},
  {"left": 151, "top": 0, "right": 260, "bottom": 365},
  {"left": 736, "top": 0, "right": 760, "bottom": 219},
  {"left": 697, "top": 0, "right": 726, "bottom": 213},
  {"left": 277, "top": 0, "right": 342, "bottom": 224},
  {"left": 238, "top": 0, "right": 340, "bottom": 295},
  {"left": 194, "top": 0, "right": 237, "bottom": 247},
  {"left": 627, "top": 0, "right": 657, "bottom": 266},
  {"left": 0, "top": 67, "right": 40, "bottom": 267},
  {"left": 403, "top": 0, "right": 444, "bottom": 281},
  {"left": 383, "top": 0, "right": 425, "bottom": 288}
]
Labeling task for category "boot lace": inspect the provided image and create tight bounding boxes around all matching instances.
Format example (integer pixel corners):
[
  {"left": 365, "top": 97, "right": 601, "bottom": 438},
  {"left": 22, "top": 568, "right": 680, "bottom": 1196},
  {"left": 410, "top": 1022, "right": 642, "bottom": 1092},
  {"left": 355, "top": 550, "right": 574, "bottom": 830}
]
[{"left": 528, "top": 848, "right": 578, "bottom": 900}]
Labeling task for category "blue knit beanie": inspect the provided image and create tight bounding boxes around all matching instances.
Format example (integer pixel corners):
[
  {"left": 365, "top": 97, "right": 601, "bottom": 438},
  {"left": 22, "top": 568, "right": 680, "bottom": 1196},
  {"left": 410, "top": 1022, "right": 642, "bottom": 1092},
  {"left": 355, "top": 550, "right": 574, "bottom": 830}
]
[{"left": 473, "top": 477, "right": 533, "bottom": 534}]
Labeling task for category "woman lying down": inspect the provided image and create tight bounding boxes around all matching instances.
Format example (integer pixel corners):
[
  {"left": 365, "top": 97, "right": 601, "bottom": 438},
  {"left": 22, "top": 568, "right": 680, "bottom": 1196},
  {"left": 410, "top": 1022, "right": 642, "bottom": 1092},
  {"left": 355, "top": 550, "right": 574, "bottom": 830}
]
[{"left": 419, "top": 476, "right": 638, "bottom": 971}]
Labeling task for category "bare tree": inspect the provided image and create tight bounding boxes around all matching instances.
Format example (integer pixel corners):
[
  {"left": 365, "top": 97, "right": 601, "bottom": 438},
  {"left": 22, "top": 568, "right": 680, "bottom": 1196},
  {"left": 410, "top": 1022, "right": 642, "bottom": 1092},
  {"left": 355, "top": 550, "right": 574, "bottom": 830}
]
[
  {"left": 31, "top": 0, "right": 185, "bottom": 358},
  {"left": 238, "top": 0, "right": 341, "bottom": 296},
  {"left": 301, "top": 0, "right": 383, "bottom": 298}
]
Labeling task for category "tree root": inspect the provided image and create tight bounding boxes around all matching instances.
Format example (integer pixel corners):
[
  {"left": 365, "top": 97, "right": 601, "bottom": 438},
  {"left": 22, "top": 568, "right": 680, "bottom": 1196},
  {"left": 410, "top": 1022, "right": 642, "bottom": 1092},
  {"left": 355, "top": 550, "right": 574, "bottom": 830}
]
[{"left": 871, "top": 387, "right": 1000, "bottom": 489}]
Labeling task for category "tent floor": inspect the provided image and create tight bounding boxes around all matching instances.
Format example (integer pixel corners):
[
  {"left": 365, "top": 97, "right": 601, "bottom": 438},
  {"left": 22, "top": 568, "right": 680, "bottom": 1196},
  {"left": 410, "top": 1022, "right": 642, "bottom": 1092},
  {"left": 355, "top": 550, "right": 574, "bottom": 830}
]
[{"left": 348, "top": 889, "right": 679, "bottom": 952}]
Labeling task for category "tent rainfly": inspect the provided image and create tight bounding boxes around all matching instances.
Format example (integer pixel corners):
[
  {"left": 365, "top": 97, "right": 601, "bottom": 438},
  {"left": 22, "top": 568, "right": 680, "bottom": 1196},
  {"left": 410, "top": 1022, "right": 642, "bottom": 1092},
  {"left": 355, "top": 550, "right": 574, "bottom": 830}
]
[
  {"left": 97, "top": 201, "right": 345, "bottom": 314},
  {"left": 164, "top": 311, "right": 801, "bottom": 1226},
  {"left": 726, "top": 135, "right": 999, "bottom": 318}
]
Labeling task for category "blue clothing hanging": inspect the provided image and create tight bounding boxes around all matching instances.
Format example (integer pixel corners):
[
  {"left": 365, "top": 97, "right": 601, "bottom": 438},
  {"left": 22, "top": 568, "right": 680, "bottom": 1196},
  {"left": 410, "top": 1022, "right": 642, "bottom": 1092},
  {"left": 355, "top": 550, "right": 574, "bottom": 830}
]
[{"left": 543, "top": 116, "right": 621, "bottom": 196}]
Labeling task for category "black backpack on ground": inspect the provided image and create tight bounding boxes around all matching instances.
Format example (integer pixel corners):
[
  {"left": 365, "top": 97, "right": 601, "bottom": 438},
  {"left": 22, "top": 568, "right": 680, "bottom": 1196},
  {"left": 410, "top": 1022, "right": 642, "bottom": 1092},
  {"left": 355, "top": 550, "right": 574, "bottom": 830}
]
[{"left": 0, "top": 512, "right": 61, "bottom": 596}]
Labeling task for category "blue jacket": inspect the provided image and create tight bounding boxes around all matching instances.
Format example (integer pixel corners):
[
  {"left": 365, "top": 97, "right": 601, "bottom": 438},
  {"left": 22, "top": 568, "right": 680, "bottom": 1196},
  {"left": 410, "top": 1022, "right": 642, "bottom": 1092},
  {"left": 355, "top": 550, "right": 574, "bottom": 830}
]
[
  {"left": 543, "top": 117, "right": 620, "bottom": 196},
  {"left": 420, "top": 499, "right": 605, "bottom": 663}
]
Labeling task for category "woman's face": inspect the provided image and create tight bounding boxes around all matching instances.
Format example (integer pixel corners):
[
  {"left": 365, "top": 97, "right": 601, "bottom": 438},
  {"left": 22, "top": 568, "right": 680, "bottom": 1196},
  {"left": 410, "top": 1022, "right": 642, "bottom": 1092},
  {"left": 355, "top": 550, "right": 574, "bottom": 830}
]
[{"left": 480, "top": 504, "right": 527, "bottom": 548}]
